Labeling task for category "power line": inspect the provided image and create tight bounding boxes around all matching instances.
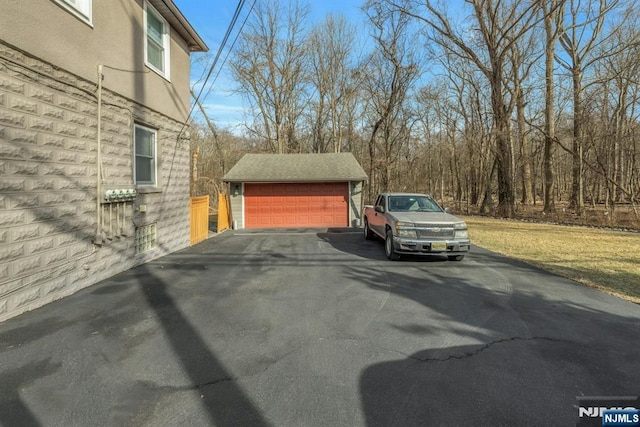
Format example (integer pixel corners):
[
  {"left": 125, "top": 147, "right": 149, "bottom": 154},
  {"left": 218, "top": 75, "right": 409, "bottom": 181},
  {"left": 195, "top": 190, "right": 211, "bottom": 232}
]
[
  {"left": 204, "top": 0, "right": 257, "bottom": 100},
  {"left": 186, "top": 0, "right": 249, "bottom": 126}
]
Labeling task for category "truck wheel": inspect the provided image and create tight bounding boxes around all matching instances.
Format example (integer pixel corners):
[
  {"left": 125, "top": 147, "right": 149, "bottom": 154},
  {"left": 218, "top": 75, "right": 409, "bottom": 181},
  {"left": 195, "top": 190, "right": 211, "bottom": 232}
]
[
  {"left": 448, "top": 255, "right": 465, "bottom": 261},
  {"left": 363, "top": 219, "right": 374, "bottom": 240},
  {"left": 385, "top": 229, "right": 401, "bottom": 260}
]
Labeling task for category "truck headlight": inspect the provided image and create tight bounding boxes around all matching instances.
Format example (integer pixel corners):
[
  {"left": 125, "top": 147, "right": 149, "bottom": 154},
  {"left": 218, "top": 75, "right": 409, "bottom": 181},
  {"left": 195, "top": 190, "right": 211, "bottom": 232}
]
[
  {"left": 453, "top": 222, "right": 468, "bottom": 239},
  {"left": 395, "top": 222, "right": 417, "bottom": 238},
  {"left": 396, "top": 221, "right": 414, "bottom": 228},
  {"left": 454, "top": 229, "right": 468, "bottom": 239}
]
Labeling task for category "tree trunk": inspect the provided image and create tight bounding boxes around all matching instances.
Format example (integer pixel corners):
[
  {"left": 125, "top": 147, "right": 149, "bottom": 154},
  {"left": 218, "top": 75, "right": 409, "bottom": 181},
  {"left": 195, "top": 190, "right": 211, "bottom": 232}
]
[
  {"left": 480, "top": 158, "right": 497, "bottom": 214},
  {"left": 570, "top": 71, "right": 584, "bottom": 214},
  {"left": 492, "top": 72, "right": 515, "bottom": 217},
  {"left": 516, "top": 79, "right": 533, "bottom": 205},
  {"left": 542, "top": 0, "right": 557, "bottom": 214}
]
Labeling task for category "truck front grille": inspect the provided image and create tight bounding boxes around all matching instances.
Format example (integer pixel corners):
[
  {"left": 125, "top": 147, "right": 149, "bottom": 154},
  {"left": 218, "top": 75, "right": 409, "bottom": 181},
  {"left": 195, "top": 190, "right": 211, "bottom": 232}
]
[{"left": 415, "top": 224, "right": 455, "bottom": 240}]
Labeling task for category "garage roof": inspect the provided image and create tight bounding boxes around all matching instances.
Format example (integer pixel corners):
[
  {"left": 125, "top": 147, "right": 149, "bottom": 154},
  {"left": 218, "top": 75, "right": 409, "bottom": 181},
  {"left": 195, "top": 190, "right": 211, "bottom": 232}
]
[{"left": 223, "top": 153, "right": 368, "bottom": 182}]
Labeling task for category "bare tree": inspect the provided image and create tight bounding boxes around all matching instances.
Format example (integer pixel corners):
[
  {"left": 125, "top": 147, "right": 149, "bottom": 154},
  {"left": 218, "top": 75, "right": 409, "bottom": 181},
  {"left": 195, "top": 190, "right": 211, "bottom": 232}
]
[
  {"left": 415, "top": 49, "right": 492, "bottom": 210},
  {"left": 509, "top": 24, "right": 539, "bottom": 207},
  {"left": 384, "top": 0, "right": 541, "bottom": 217},
  {"left": 587, "top": 5, "right": 640, "bottom": 214},
  {"left": 556, "top": 0, "right": 619, "bottom": 214},
  {"left": 230, "top": 0, "right": 310, "bottom": 153},
  {"left": 307, "top": 14, "right": 360, "bottom": 153},
  {"left": 540, "top": 0, "right": 564, "bottom": 214},
  {"left": 363, "top": 1, "right": 421, "bottom": 198},
  {"left": 190, "top": 123, "right": 247, "bottom": 205}
]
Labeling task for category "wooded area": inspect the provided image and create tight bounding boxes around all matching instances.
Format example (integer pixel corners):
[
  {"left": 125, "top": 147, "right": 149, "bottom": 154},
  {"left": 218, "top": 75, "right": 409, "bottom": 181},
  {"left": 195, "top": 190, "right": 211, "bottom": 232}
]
[{"left": 190, "top": 0, "right": 640, "bottom": 227}]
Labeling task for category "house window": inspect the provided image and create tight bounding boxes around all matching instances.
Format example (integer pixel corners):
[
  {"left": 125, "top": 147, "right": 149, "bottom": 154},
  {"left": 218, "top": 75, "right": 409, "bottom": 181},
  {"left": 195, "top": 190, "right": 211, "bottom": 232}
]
[
  {"left": 134, "top": 124, "right": 157, "bottom": 186},
  {"left": 54, "top": 0, "right": 92, "bottom": 24},
  {"left": 144, "top": 1, "right": 170, "bottom": 79}
]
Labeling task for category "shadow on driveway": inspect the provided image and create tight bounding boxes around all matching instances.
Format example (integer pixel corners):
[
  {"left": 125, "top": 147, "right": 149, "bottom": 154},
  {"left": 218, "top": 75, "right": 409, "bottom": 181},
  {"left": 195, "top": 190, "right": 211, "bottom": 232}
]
[
  {"left": 1, "top": 231, "right": 638, "bottom": 426},
  {"left": 135, "top": 263, "right": 269, "bottom": 426},
  {"left": 349, "top": 251, "right": 640, "bottom": 426},
  {"left": 317, "top": 229, "right": 458, "bottom": 263}
]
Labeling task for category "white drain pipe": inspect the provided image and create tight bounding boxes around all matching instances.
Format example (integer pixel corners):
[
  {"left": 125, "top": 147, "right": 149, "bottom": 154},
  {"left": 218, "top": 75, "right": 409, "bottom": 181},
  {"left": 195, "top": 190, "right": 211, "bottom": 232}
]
[{"left": 95, "top": 65, "right": 104, "bottom": 245}]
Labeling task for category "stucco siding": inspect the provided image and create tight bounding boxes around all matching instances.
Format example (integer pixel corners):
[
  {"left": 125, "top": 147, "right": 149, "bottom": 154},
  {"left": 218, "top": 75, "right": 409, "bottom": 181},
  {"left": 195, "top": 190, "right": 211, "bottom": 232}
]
[
  {"left": 1, "top": 0, "right": 192, "bottom": 122},
  {"left": 0, "top": 41, "right": 191, "bottom": 321}
]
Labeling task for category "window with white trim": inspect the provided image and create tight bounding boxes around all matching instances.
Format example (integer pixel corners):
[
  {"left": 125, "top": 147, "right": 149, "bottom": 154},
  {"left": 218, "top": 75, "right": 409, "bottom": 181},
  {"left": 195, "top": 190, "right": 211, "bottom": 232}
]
[
  {"left": 144, "top": 1, "right": 171, "bottom": 79},
  {"left": 54, "top": 0, "right": 92, "bottom": 24},
  {"left": 134, "top": 124, "right": 157, "bottom": 186}
]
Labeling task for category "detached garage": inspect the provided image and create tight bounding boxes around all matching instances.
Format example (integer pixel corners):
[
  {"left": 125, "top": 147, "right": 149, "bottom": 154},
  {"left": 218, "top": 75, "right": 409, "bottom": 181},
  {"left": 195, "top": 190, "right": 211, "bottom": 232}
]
[{"left": 223, "top": 153, "right": 368, "bottom": 229}]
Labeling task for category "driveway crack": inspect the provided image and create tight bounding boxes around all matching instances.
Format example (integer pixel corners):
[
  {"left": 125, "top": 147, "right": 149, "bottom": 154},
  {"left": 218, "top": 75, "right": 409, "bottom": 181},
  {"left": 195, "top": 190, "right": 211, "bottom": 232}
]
[
  {"left": 192, "top": 343, "right": 306, "bottom": 391},
  {"left": 194, "top": 377, "right": 234, "bottom": 389},
  {"left": 403, "top": 336, "right": 576, "bottom": 363}
]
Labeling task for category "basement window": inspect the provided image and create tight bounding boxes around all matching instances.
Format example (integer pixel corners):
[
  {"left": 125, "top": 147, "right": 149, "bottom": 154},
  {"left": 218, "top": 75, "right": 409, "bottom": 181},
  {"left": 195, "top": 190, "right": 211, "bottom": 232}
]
[{"left": 135, "top": 223, "right": 157, "bottom": 254}]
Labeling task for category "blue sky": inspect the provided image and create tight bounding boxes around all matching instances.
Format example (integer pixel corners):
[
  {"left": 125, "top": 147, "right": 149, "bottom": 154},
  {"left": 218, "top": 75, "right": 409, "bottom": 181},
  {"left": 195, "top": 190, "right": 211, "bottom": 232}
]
[{"left": 174, "top": 0, "right": 369, "bottom": 131}]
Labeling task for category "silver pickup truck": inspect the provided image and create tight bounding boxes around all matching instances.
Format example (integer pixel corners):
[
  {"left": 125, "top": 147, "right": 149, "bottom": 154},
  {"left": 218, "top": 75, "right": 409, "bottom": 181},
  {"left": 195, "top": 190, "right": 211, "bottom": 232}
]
[{"left": 363, "top": 193, "right": 470, "bottom": 261}]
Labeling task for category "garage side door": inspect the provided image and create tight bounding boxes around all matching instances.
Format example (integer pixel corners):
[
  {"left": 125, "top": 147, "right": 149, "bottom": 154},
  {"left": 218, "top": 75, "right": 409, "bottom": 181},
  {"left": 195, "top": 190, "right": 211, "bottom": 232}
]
[{"left": 244, "top": 182, "right": 348, "bottom": 228}]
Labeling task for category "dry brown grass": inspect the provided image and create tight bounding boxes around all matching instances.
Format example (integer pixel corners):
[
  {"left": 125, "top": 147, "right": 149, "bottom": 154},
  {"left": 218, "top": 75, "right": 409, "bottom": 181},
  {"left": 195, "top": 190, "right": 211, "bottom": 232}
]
[{"left": 462, "top": 216, "right": 640, "bottom": 304}]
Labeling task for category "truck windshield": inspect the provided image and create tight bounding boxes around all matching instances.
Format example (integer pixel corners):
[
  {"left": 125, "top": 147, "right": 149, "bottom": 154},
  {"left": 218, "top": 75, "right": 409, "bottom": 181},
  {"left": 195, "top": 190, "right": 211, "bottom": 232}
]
[{"left": 387, "top": 196, "right": 443, "bottom": 213}]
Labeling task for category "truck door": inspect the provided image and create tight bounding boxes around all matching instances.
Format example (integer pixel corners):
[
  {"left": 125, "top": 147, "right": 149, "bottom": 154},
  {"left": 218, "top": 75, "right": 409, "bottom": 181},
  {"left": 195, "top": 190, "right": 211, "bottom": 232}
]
[{"left": 370, "top": 195, "right": 386, "bottom": 236}]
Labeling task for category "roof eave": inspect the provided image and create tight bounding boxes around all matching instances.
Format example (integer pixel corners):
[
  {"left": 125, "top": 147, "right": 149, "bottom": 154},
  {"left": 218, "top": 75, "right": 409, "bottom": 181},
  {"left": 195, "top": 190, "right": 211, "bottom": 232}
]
[{"left": 149, "top": 0, "right": 209, "bottom": 52}]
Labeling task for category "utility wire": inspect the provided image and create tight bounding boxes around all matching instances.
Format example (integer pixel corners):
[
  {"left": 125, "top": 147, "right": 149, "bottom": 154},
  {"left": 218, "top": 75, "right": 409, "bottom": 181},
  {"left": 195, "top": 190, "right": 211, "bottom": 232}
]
[
  {"left": 181, "top": 0, "right": 249, "bottom": 137},
  {"left": 191, "top": 0, "right": 246, "bottom": 94},
  {"left": 204, "top": 0, "right": 257, "bottom": 100}
]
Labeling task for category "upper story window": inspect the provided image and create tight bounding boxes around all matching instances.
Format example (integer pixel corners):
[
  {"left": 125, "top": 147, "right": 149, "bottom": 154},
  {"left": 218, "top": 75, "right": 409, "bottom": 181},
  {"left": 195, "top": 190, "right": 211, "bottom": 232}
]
[
  {"left": 144, "top": 1, "right": 171, "bottom": 80},
  {"left": 54, "top": 0, "right": 92, "bottom": 25},
  {"left": 134, "top": 124, "right": 157, "bottom": 187}
]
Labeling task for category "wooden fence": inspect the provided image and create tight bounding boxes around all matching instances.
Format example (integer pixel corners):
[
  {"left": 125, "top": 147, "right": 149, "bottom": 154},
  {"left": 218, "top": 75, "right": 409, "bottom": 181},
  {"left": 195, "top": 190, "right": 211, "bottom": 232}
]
[
  {"left": 190, "top": 195, "right": 209, "bottom": 245},
  {"left": 217, "top": 193, "right": 231, "bottom": 232}
]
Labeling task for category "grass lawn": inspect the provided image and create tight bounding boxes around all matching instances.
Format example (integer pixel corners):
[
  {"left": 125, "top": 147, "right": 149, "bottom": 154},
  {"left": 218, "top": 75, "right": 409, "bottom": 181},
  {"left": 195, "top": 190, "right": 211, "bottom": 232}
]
[{"left": 462, "top": 216, "right": 640, "bottom": 304}]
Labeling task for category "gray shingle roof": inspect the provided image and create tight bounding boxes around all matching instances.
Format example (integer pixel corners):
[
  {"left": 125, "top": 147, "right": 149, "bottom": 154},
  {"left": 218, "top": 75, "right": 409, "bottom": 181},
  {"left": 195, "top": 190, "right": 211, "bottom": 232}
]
[{"left": 223, "top": 153, "right": 368, "bottom": 182}]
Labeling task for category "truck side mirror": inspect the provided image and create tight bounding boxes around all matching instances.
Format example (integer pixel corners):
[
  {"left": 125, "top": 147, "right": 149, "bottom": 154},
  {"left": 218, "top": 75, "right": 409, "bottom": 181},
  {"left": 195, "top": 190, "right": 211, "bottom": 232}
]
[
  {"left": 375, "top": 205, "right": 385, "bottom": 213},
  {"left": 444, "top": 207, "right": 450, "bottom": 213}
]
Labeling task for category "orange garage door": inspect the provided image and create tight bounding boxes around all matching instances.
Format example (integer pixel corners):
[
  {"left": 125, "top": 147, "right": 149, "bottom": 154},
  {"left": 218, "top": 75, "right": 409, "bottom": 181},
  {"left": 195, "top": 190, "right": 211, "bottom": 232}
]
[{"left": 244, "top": 182, "right": 348, "bottom": 228}]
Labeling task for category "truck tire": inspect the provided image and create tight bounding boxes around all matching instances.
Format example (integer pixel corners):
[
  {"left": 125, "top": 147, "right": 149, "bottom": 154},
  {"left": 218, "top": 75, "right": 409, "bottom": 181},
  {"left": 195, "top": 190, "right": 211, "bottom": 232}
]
[
  {"left": 448, "top": 255, "right": 465, "bottom": 261},
  {"left": 363, "top": 218, "right": 374, "bottom": 240},
  {"left": 385, "top": 229, "right": 401, "bottom": 260}
]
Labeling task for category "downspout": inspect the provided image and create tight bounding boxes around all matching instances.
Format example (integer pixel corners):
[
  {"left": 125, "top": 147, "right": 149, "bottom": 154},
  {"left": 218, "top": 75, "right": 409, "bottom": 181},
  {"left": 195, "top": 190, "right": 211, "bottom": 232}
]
[{"left": 94, "top": 65, "right": 104, "bottom": 246}]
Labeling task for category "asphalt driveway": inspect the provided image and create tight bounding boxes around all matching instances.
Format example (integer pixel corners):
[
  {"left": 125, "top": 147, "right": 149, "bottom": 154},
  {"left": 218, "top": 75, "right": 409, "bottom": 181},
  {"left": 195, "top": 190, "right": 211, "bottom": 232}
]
[{"left": 0, "top": 229, "right": 638, "bottom": 426}]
